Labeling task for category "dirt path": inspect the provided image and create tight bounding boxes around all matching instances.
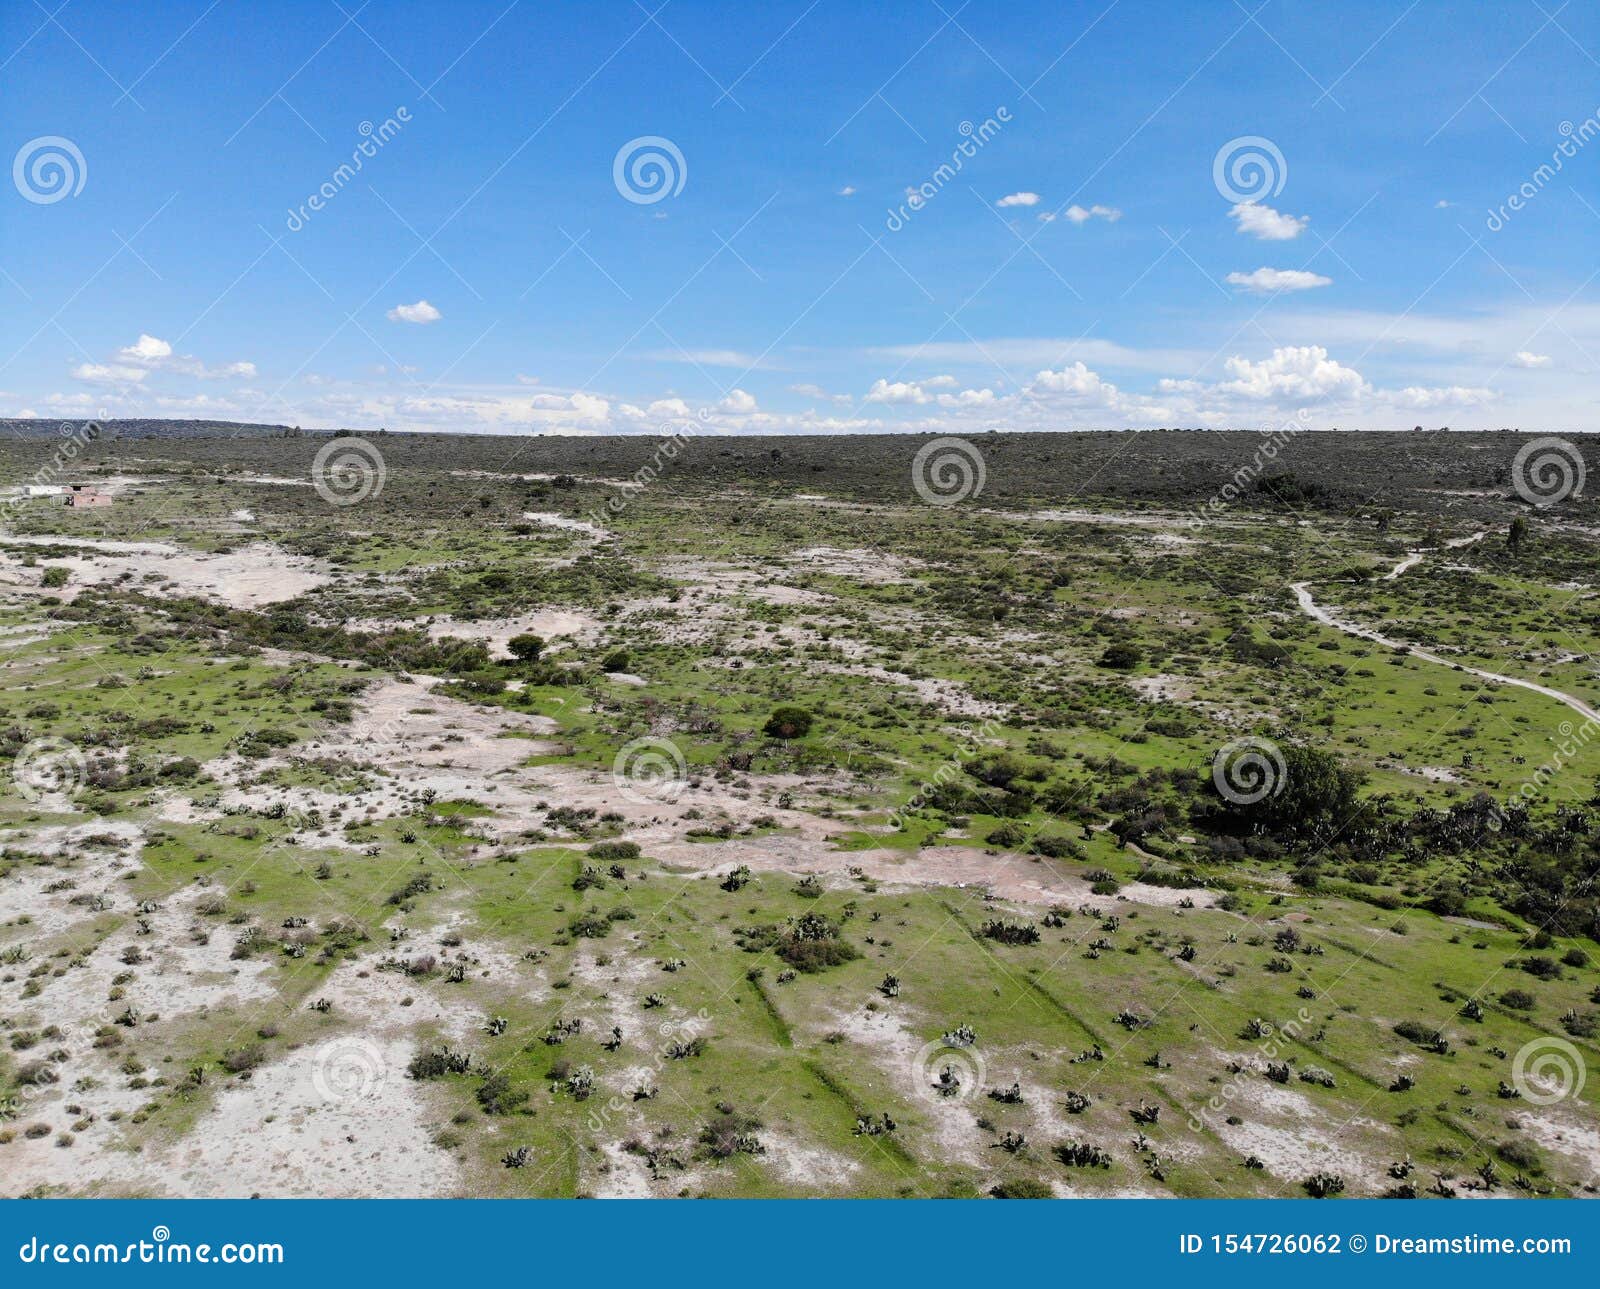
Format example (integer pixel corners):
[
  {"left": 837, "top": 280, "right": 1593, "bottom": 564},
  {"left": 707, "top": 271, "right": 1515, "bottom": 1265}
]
[{"left": 1292, "top": 533, "right": 1600, "bottom": 725}]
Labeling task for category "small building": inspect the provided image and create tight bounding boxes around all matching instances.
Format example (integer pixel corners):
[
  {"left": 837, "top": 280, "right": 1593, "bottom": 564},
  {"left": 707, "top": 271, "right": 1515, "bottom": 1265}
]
[
  {"left": 23, "top": 484, "right": 66, "bottom": 497},
  {"left": 63, "top": 483, "right": 111, "bottom": 508}
]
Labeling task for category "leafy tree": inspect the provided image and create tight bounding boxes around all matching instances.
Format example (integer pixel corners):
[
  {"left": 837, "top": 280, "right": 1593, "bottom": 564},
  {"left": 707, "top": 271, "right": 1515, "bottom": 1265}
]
[
  {"left": 507, "top": 633, "right": 545, "bottom": 661},
  {"left": 1096, "top": 642, "right": 1142, "bottom": 671},
  {"left": 763, "top": 705, "right": 813, "bottom": 739}
]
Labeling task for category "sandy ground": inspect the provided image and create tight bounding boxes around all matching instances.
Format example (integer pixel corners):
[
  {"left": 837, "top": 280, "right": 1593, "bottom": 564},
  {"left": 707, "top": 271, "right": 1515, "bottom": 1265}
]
[
  {"left": 344, "top": 610, "right": 603, "bottom": 657},
  {"left": 156, "top": 1032, "right": 459, "bottom": 1198},
  {"left": 0, "top": 538, "right": 329, "bottom": 609}
]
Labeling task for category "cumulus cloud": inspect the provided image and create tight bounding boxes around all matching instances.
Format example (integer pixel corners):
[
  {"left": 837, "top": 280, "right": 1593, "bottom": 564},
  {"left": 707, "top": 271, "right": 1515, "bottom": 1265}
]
[
  {"left": 719, "top": 388, "right": 757, "bottom": 414},
  {"left": 387, "top": 300, "right": 441, "bottom": 324},
  {"left": 119, "top": 334, "right": 172, "bottom": 363},
  {"left": 1512, "top": 351, "right": 1552, "bottom": 368},
  {"left": 997, "top": 191, "right": 1040, "bottom": 208},
  {"left": 77, "top": 335, "right": 256, "bottom": 385},
  {"left": 1214, "top": 346, "right": 1369, "bottom": 401},
  {"left": 1226, "top": 267, "right": 1331, "bottom": 293},
  {"left": 1064, "top": 203, "right": 1121, "bottom": 224},
  {"left": 866, "top": 378, "right": 933, "bottom": 405},
  {"left": 1028, "top": 361, "right": 1120, "bottom": 403},
  {"left": 1158, "top": 345, "right": 1498, "bottom": 415},
  {"left": 1228, "top": 202, "right": 1308, "bottom": 240},
  {"left": 837, "top": 185, "right": 857, "bottom": 197}
]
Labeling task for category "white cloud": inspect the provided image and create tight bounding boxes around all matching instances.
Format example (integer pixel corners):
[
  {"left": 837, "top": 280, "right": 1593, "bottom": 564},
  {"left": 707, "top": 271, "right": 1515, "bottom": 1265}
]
[
  {"left": 387, "top": 300, "right": 441, "bottom": 324},
  {"left": 1435, "top": 199, "right": 1452, "bottom": 209},
  {"left": 73, "top": 362, "right": 148, "bottom": 385},
  {"left": 719, "top": 388, "right": 757, "bottom": 414},
  {"left": 1228, "top": 202, "right": 1307, "bottom": 240},
  {"left": 1512, "top": 351, "right": 1552, "bottom": 368},
  {"left": 1388, "top": 384, "right": 1495, "bottom": 409},
  {"left": 1215, "top": 346, "right": 1368, "bottom": 401},
  {"left": 866, "top": 378, "right": 933, "bottom": 405},
  {"left": 111, "top": 333, "right": 257, "bottom": 381},
  {"left": 997, "top": 191, "right": 1040, "bottom": 208},
  {"left": 119, "top": 334, "right": 173, "bottom": 363},
  {"left": 1028, "top": 361, "right": 1120, "bottom": 404},
  {"left": 837, "top": 185, "right": 856, "bottom": 197},
  {"left": 567, "top": 393, "right": 609, "bottom": 420},
  {"left": 1226, "top": 267, "right": 1332, "bottom": 293},
  {"left": 789, "top": 382, "right": 852, "bottom": 405},
  {"left": 1064, "top": 203, "right": 1121, "bottom": 224},
  {"left": 515, "top": 373, "right": 541, "bottom": 385}
]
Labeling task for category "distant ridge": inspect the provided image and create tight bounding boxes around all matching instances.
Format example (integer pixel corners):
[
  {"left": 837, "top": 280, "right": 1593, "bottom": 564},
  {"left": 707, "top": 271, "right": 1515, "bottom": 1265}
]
[{"left": 0, "top": 418, "right": 294, "bottom": 440}]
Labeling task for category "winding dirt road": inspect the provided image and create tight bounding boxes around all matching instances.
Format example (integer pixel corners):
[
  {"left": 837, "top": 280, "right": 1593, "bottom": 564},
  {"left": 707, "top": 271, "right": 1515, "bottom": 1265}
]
[{"left": 1291, "top": 533, "right": 1600, "bottom": 726}]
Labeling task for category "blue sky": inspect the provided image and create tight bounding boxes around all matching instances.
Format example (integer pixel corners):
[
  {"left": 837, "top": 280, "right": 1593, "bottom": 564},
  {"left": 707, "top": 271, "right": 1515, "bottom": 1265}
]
[{"left": 3, "top": 0, "right": 1598, "bottom": 434}]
